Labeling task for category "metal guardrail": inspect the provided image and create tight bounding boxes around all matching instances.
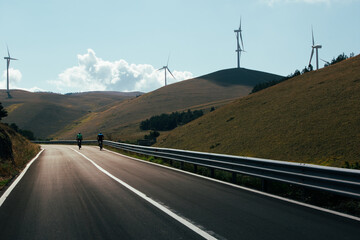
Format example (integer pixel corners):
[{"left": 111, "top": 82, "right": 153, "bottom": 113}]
[
  {"left": 34, "top": 140, "right": 97, "bottom": 145},
  {"left": 34, "top": 140, "right": 360, "bottom": 199}
]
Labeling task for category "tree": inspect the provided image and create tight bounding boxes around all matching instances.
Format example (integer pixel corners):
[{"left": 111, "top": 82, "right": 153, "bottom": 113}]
[
  {"left": 10, "top": 123, "right": 19, "bottom": 132},
  {"left": 9, "top": 122, "right": 36, "bottom": 140},
  {"left": 139, "top": 109, "right": 204, "bottom": 131},
  {"left": 308, "top": 64, "right": 313, "bottom": 71},
  {"left": 0, "top": 102, "right": 8, "bottom": 121},
  {"left": 293, "top": 69, "right": 301, "bottom": 77},
  {"left": 19, "top": 129, "right": 35, "bottom": 140},
  {"left": 329, "top": 53, "right": 348, "bottom": 66},
  {"left": 144, "top": 130, "right": 160, "bottom": 140}
]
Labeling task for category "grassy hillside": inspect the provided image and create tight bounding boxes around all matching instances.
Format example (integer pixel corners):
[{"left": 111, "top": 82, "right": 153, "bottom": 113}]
[
  {"left": 1, "top": 90, "right": 140, "bottom": 139},
  {"left": 156, "top": 55, "right": 360, "bottom": 167},
  {"left": 0, "top": 123, "right": 40, "bottom": 189},
  {"left": 53, "top": 68, "right": 283, "bottom": 141}
]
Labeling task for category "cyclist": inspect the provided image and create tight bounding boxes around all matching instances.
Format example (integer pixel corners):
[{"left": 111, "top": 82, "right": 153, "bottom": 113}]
[
  {"left": 76, "top": 132, "right": 83, "bottom": 149},
  {"left": 97, "top": 132, "right": 104, "bottom": 150}
]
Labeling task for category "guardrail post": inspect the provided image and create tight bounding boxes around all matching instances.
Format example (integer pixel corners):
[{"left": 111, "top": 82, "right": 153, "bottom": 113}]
[
  {"left": 232, "top": 172, "right": 237, "bottom": 183},
  {"left": 262, "top": 179, "right": 268, "bottom": 192},
  {"left": 210, "top": 168, "right": 215, "bottom": 178},
  {"left": 194, "top": 164, "right": 198, "bottom": 173}
]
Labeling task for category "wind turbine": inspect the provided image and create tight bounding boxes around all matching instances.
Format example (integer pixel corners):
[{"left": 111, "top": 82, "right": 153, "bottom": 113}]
[
  {"left": 158, "top": 56, "right": 175, "bottom": 86},
  {"left": 4, "top": 46, "right": 18, "bottom": 98},
  {"left": 308, "top": 27, "right": 322, "bottom": 70},
  {"left": 234, "top": 17, "right": 244, "bottom": 68}
]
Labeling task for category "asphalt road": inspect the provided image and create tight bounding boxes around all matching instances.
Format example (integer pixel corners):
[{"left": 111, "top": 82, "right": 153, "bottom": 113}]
[{"left": 0, "top": 145, "right": 359, "bottom": 240}]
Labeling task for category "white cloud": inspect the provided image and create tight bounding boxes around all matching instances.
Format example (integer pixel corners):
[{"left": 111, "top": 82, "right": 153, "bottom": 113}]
[
  {"left": 51, "top": 49, "right": 193, "bottom": 93},
  {"left": 1, "top": 69, "right": 47, "bottom": 93},
  {"left": 1, "top": 68, "right": 22, "bottom": 89},
  {"left": 25, "top": 86, "right": 47, "bottom": 92}
]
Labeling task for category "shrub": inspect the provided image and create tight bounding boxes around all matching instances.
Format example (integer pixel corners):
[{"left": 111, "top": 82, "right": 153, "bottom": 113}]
[
  {"left": 0, "top": 102, "right": 7, "bottom": 121},
  {"left": 140, "top": 110, "right": 204, "bottom": 131}
]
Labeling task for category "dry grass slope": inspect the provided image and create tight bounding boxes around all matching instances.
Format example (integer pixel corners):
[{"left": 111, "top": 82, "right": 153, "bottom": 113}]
[
  {"left": 54, "top": 68, "right": 283, "bottom": 141},
  {"left": 156, "top": 55, "right": 360, "bottom": 167},
  {"left": 0, "top": 123, "right": 40, "bottom": 189}
]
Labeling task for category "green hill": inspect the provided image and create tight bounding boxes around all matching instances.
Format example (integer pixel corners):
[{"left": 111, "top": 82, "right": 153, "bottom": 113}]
[
  {"left": 52, "top": 68, "right": 283, "bottom": 141},
  {"left": 156, "top": 55, "right": 360, "bottom": 167}
]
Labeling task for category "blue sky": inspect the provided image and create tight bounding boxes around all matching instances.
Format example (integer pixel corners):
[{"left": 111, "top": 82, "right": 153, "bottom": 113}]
[{"left": 0, "top": 0, "right": 359, "bottom": 93}]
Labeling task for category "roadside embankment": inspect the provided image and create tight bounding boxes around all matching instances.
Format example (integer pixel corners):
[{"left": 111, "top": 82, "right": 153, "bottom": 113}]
[{"left": 0, "top": 123, "right": 40, "bottom": 189}]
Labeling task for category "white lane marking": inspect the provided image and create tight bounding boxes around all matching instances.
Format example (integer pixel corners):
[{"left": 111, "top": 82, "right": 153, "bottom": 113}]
[
  {"left": 0, "top": 149, "right": 45, "bottom": 207},
  {"left": 104, "top": 148, "right": 360, "bottom": 222},
  {"left": 71, "top": 148, "right": 217, "bottom": 240}
]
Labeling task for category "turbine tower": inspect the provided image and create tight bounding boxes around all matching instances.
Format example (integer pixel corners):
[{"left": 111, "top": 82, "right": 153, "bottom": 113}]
[
  {"left": 4, "top": 46, "right": 18, "bottom": 98},
  {"left": 158, "top": 56, "right": 175, "bottom": 86},
  {"left": 308, "top": 27, "right": 322, "bottom": 70},
  {"left": 234, "top": 17, "right": 244, "bottom": 68}
]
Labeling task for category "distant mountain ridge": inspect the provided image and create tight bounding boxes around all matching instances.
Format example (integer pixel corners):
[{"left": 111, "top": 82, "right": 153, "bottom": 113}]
[
  {"left": 0, "top": 90, "right": 141, "bottom": 138},
  {"left": 1, "top": 67, "right": 283, "bottom": 140},
  {"left": 64, "top": 91, "right": 143, "bottom": 96}
]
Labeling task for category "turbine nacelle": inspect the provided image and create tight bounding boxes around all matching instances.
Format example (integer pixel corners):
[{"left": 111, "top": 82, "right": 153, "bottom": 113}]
[
  {"left": 4, "top": 57, "right": 18, "bottom": 60},
  {"left": 158, "top": 59, "right": 175, "bottom": 86}
]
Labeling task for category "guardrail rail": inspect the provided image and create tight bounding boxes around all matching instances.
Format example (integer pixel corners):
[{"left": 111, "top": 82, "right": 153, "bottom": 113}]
[{"left": 34, "top": 140, "right": 360, "bottom": 199}]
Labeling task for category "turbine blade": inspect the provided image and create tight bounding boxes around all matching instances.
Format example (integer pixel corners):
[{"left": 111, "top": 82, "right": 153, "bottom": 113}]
[
  {"left": 312, "top": 27, "right": 315, "bottom": 46},
  {"left": 240, "top": 32, "right": 244, "bottom": 50},
  {"left": 236, "top": 33, "right": 239, "bottom": 48},
  {"left": 166, "top": 54, "right": 170, "bottom": 67},
  {"left": 320, "top": 58, "right": 329, "bottom": 64},
  {"left": 309, "top": 48, "right": 314, "bottom": 66},
  {"left": 7, "top": 45, "right": 10, "bottom": 58},
  {"left": 239, "top": 17, "right": 241, "bottom": 30},
  {"left": 167, "top": 67, "right": 176, "bottom": 79}
]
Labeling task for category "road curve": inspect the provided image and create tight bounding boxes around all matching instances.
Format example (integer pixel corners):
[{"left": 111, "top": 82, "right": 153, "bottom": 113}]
[{"left": 0, "top": 145, "right": 359, "bottom": 240}]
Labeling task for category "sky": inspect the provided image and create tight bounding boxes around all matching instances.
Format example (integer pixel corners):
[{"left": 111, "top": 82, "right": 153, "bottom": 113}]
[{"left": 0, "top": 0, "right": 359, "bottom": 94}]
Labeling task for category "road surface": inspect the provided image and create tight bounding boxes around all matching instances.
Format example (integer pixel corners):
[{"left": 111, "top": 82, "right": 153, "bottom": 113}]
[{"left": 0, "top": 145, "right": 359, "bottom": 239}]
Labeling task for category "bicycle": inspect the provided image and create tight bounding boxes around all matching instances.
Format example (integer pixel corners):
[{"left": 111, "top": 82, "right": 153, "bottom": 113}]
[
  {"left": 77, "top": 140, "right": 82, "bottom": 150},
  {"left": 98, "top": 140, "right": 103, "bottom": 150}
]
